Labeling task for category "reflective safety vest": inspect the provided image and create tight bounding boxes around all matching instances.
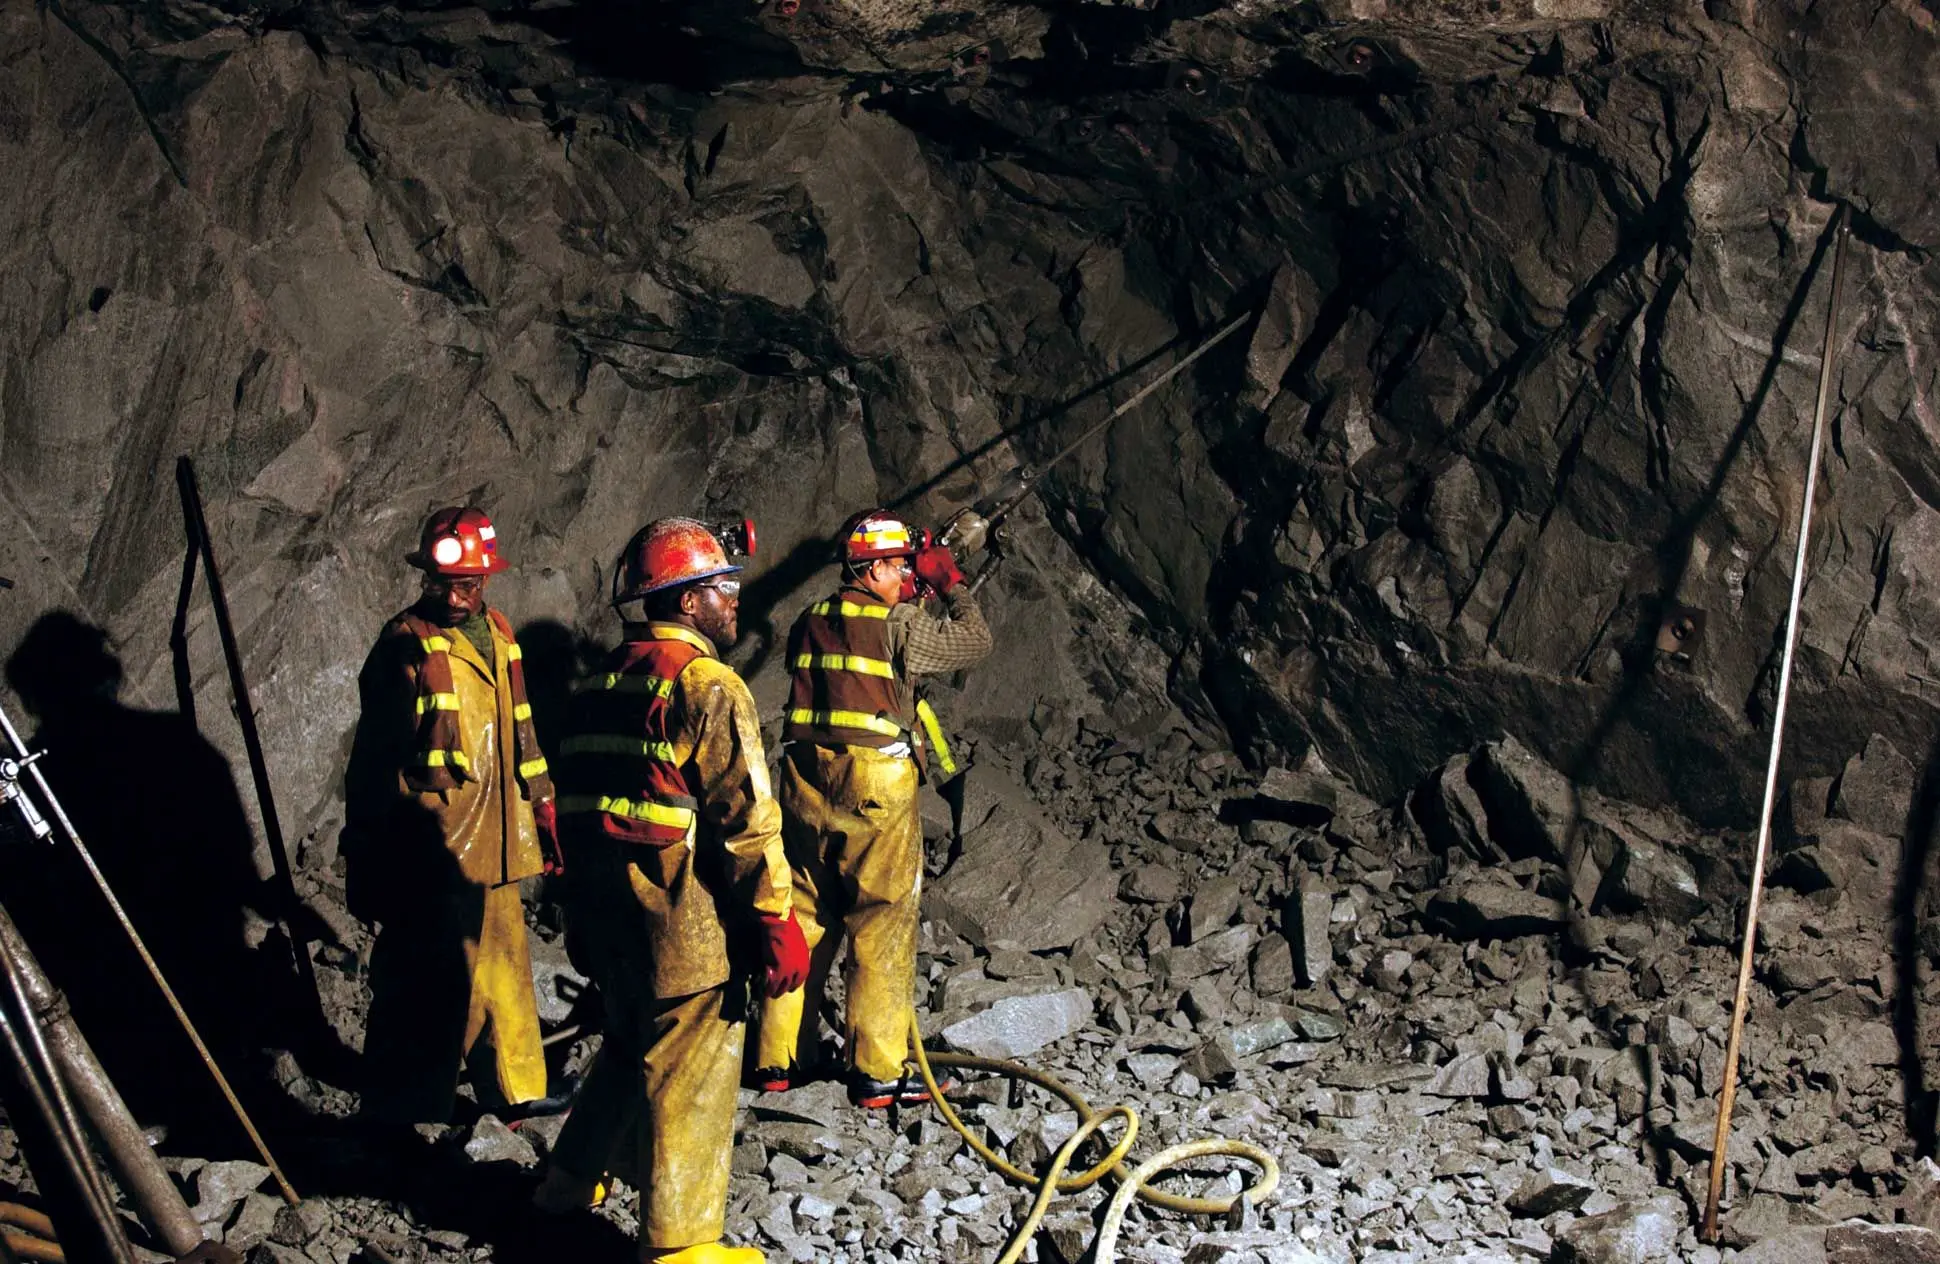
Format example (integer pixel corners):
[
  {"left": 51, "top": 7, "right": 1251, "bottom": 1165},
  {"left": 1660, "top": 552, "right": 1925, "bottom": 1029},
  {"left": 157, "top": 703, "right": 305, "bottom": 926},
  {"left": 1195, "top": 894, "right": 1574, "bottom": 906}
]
[
  {"left": 554, "top": 628, "right": 705, "bottom": 848},
  {"left": 390, "top": 609, "right": 552, "bottom": 800},
  {"left": 781, "top": 588, "right": 962, "bottom": 780},
  {"left": 783, "top": 587, "right": 914, "bottom": 753}
]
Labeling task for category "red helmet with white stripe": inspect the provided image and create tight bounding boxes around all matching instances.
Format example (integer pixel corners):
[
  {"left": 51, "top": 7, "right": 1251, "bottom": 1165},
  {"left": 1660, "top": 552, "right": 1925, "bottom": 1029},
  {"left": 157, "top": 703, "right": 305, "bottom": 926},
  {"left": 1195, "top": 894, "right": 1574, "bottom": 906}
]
[
  {"left": 839, "top": 509, "right": 926, "bottom": 564},
  {"left": 408, "top": 507, "right": 509, "bottom": 576}
]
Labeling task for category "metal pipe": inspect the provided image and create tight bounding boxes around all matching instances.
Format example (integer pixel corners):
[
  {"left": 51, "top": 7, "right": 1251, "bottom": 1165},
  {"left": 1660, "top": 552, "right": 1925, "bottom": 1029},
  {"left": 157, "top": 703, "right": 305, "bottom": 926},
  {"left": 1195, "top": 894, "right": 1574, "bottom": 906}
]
[
  {"left": 0, "top": 914, "right": 201, "bottom": 1256},
  {"left": 1702, "top": 203, "right": 1852, "bottom": 1241},
  {"left": 0, "top": 702, "right": 300, "bottom": 1207},
  {"left": 174, "top": 458, "right": 315, "bottom": 1005},
  {"left": 0, "top": 929, "right": 132, "bottom": 1264}
]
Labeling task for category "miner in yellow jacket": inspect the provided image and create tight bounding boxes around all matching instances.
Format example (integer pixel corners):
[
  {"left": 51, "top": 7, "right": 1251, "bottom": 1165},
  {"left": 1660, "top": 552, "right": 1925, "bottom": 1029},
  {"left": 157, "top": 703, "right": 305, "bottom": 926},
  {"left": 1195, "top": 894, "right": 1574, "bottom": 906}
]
[
  {"left": 343, "top": 507, "right": 559, "bottom": 1128},
  {"left": 754, "top": 509, "right": 992, "bottom": 1107},
  {"left": 532, "top": 517, "right": 805, "bottom": 1264}
]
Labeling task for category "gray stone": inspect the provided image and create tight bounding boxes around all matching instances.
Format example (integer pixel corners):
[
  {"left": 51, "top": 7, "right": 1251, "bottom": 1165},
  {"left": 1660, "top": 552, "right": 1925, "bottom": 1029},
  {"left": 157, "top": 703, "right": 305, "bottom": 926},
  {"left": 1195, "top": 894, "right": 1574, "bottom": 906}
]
[
  {"left": 1249, "top": 935, "right": 1296, "bottom": 995},
  {"left": 1423, "top": 1052, "right": 1492, "bottom": 1099},
  {"left": 1826, "top": 1223, "right": 1940, "bottom": 1264},
  {"left": 1126, "top": 864, "right": 1183, "bottom": 904},
  {"left": 1287, "top": 887, "right": 1333, "bottom": 986},
  {"left": 1257, "top": 767, "right": 1377, "bottom": 821},
  {"left": 1773, "top": 820, "right": 1898, "bottom": 918},
  {"left": 940, "top": 988, "right": 1091, "bottom": 1059},
  {"left": 224, "top": 1192, "right": 282, "bottom": 1250},
  {"left": 462, "top": 1115, "right": 539, "bottom": 1168},
  {"left": 1830, "top": 733, "right": 1919, "bottom": 837},
  {"left": 527, "top": 933, "right": 590, "bottom": 1027},
  {"left": 194, "top": 1160, "right": 273, "bottom": 1225},
  {"left": 1507, "top": 1166, "right": 1595, "bottom": 1217},
  {"left": 1471, "top": 735, "right": 1577, "bottom": 863},
  {"left": 927, "top": 771, "right": 1116, "bottom": 951},
  {"left": 1187, "top": 876, "right": 1242, "bottom": 942},
  {"left": 1733, "top": 1228, "right": 1828, "bottom": 1264},
  {"left": 1424, "top": 879, "right": 1568, "bottom": 940},
  {"left": 750, "top": 1079, "right": 849, "bottom": 1130},
  {"left": 1413, "top": 754, "right": 1501, "bottom": 862},
  {"left": 1551, "top": 1195, "right": 1683, "bottom": 1264}
]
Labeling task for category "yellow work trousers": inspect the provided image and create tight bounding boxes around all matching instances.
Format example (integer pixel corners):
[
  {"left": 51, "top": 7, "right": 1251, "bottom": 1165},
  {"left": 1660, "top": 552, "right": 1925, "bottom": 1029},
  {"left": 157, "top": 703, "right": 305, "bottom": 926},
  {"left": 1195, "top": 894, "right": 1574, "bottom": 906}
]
[
  {"left": 756, "top": 744, "right": 921, "bottom": 1083},
  {"left": 362, "top": 881, "right": 547, "bottom": 1125},
  {"left": 549, "top": 987, "right": 742, "bottom": 1254}
]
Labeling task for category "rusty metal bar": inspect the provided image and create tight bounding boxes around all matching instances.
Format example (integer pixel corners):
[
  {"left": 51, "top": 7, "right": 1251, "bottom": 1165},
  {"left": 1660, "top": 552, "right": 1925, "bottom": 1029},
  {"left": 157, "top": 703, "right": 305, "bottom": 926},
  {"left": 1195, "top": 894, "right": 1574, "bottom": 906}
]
[
  {"left": 174, "top": 458, "right": 315, "bottom": 1004},
  {"left": 1702, "top": 203, "right": 1852, "bottom": 1241},
  {"left": 0, "top": 919, "right": 132, "bottom": 1264},
  {"left": 0, "top": 702, "right": 300, "bottom": 1207},
  {"left": 0, "top": 912, "right": 202, "bottom": 1255}
]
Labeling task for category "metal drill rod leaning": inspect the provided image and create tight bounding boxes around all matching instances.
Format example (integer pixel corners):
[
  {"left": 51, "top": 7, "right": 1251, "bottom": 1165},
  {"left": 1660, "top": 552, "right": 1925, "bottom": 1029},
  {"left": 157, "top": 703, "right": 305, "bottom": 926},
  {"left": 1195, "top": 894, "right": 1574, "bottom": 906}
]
[
  {"left": 934, "top": 310, "right": 1255, "bottom": 591},
  {"left": 0, "top": 695, "right": 300, "bottom": 1207}
]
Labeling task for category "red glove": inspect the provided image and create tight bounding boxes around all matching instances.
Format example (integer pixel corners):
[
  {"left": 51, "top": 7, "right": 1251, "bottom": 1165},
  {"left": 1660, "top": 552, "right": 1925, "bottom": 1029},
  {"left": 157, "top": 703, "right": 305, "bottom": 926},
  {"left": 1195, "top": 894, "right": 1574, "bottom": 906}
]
[
  {"left": 759, "top": 911, "right": 810, "bottom": 999},
  {"left": 533, "top": 798, "right": 565, "bottom": 876},
  {"left": 913, "top": 545, "right": 964, "bottom": 595}
]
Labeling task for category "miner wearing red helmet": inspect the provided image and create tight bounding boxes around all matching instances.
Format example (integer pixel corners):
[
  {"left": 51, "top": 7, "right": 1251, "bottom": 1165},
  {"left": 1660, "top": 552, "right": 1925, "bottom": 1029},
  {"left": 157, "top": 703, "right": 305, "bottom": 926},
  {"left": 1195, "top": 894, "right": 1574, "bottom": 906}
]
[
  {"left": 753, "top": 508, "right": 992, "bottom": 1108},
  {"left": 531, "top": 517, "right": 801, "bottom": 1264},
  {"left": 342, "top": 507, "right": 561, "bottom": 1132}
]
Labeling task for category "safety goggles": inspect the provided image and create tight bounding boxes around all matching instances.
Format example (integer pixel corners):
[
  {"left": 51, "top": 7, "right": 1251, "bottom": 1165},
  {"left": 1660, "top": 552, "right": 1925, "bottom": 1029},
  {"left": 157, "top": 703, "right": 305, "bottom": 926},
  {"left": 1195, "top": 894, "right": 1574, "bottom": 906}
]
[{"left": 693, "top": 579, "right": 742, "bottom": 598}]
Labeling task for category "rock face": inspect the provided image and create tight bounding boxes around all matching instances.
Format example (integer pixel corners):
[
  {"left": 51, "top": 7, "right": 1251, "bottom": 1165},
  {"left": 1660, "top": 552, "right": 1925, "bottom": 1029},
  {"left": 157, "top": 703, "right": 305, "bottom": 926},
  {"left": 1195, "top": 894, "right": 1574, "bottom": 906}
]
[{"left": 0, "top": 0, "right": 1936, "bottom": 857}]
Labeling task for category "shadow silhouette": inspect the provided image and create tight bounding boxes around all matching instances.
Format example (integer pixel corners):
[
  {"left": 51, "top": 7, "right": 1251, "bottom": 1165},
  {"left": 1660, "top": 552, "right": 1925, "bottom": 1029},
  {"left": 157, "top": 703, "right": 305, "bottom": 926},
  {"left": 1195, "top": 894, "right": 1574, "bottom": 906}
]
[
  {"left": 0, "top": 611, "right": 283, "bottom": 1153},
  {"left": 1896, "top": 735, "right": 1940, "bottom": 1158}
]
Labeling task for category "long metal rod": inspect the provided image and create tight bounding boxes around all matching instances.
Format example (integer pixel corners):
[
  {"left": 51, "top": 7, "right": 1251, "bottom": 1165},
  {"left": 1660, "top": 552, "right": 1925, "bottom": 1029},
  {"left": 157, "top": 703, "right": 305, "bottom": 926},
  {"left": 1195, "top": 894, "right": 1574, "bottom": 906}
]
[
  {"left": 1702, "top": 203, "right": 1851, "bottom": 1241},
  {"left": 175, "top": 458, "right": 316, "bottom": 1004},
  {"left": 0, "top": 930, "right": 133, "bottom": 1264},
  {"left": 0, "top": 913, "right": 203, "bottom": 1255},
  {"left": 0, "top": 702, "right": 300, "bottom": 1207},
  {"left": 991, "top": 311, "right": 1254, "bottom": 523}
]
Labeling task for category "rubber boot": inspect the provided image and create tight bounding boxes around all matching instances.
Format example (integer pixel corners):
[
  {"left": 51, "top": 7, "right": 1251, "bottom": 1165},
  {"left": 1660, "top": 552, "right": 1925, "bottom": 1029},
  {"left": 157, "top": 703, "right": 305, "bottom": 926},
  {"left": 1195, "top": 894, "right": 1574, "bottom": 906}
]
[{"left": 643, "top": 1243, "right": 765, "bottom": 1263}]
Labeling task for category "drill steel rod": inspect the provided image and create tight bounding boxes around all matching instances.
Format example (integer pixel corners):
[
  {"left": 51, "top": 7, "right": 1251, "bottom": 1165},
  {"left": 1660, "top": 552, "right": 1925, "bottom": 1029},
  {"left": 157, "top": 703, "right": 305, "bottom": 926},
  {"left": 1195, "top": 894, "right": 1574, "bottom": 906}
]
[
  {"left": 174, "top": 458, "right": 316, "bottom": 1003},
  {"left": 990, "top": 311, "right": 1254, "bottom": 524},
  {"left": 0, "top": 914, "right": 202, "bottom": 1255},
  {"left": 0, "top": 926, "right": 133, "bottom": 1264},
  {"left": 1702, "top": 203, "right": 1851, "bottom": 1242},
  {"left": 0, "top": 702, "right": 300, "bottom": 1207}
]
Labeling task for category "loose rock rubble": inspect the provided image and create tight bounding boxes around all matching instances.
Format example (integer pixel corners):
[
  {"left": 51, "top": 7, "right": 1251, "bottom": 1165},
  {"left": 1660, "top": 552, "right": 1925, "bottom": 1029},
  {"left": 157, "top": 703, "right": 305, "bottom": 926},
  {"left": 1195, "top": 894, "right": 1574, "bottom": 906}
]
[{"left": 4, "top": 720, "right": 1937, "bottom": 1264}]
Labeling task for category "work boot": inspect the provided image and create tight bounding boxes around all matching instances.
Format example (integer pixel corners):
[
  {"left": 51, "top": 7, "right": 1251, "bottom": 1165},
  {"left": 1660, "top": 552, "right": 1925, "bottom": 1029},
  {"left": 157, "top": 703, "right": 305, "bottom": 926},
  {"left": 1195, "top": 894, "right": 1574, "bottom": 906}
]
[
  {"left": 746, "top": 1065, "right": 793, "bottom": 1094},
  {"left": 643, "top": 1242, "right": 765, "bottom": 1263},
  {"left": 848, "top": 1070, "right": 957, "bottom": 1109},
  {"left": 531, "top": 1164, "right": 608, "bottom": 1214}
]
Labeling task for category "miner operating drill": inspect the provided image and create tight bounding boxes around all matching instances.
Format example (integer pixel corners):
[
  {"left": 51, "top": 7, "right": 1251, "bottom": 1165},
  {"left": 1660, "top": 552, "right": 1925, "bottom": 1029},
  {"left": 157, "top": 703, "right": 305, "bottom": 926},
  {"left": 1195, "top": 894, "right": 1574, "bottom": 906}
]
[
  {"left": 532, "top": 517, "right": 805, "bottom": 1264},
  {"left": 342, "top": 507, "right": 559, "bottom": 1131},
  {"left": 752, "top": 509, "right": 993, "bottom": 1107}
]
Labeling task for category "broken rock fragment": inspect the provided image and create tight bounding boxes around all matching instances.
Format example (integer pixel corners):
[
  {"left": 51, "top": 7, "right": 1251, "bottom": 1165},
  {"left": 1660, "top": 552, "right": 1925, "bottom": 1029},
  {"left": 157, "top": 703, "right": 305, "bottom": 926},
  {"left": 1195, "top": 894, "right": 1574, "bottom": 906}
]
[{"left": 1424, "top": 878, "right": 1567, "bottom": 940}]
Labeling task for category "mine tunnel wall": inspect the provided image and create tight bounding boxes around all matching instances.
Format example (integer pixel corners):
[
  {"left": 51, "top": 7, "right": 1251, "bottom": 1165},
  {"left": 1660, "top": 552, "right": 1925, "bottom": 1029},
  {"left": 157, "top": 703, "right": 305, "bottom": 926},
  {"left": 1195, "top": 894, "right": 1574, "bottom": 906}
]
[{"left": 1, "top": 0, "right": 1938, "bottom": 873}]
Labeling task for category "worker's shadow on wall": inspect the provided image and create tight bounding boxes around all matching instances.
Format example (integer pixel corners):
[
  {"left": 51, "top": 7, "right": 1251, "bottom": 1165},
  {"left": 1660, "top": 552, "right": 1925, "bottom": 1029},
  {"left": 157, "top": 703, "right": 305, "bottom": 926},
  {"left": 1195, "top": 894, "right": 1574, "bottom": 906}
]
[
  {"left": 1895, "top": 736, "right": 1940, "bottom": 1158},
  {"left": 0, "top": 611, "right": 293, "bottom": 1152}
]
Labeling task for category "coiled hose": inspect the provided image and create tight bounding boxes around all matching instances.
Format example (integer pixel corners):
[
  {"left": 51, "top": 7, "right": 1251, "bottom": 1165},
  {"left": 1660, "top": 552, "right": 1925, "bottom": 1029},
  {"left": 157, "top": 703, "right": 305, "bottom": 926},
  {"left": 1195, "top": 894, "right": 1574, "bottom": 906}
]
[{"left": 906, "top": 1012, "right": 1280, "bottom": 1264}]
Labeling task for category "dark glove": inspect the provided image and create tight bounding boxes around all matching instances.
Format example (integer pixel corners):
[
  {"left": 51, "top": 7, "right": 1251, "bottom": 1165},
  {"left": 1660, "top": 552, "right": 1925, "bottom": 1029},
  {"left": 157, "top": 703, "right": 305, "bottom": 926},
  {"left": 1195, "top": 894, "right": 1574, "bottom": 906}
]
[
  {"left": 759, "top": 911, "right": 811, "bottom": 1000},
  {"left": 913, "top": 545, "right": 964, "bottom": 595},
  {"left": 533, "top": 798, "right": 565, "bottom": 876}
]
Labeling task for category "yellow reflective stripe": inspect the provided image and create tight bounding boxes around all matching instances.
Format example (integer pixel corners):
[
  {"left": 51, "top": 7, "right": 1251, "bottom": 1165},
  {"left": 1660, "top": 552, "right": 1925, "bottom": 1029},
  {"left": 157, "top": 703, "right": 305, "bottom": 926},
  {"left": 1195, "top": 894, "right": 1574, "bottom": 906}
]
[
  {"left": 518, "top": 756, "right": 550, "bottom": 780},
  {"left": 556, "top": 794, "right": 697, "bottom": 832},
  {"left": 513, "top": 702, "right": 533, "bottom": 722},
  {"left": 421, "top": 748, "right": 471, "bottom": 770},
  {"left": 809, "top": 600, "right": 890, "bottom": 620},
  {"left": 575, "top": 674, "right": 676, "bottom": 697},
  {"left": 415, "top": 692, "right": 460, "bottom": 716},
  {"left": 791, "top": 652, "right": 894, "bottom": 679},
  {"left": 505, "top": 642, "right": 523, "bottom": 662},
  {"left": 787, "top": 708, "right": 904, "bottom": 739},
  {"left": 916, "top": 698, "right": 958, "bottom": 777},
  {"left": 419, "top": 635, "right": 452, "bottom": 653},
  {"left": 560, "top": 735, "right": 678, "bottom": 761}
]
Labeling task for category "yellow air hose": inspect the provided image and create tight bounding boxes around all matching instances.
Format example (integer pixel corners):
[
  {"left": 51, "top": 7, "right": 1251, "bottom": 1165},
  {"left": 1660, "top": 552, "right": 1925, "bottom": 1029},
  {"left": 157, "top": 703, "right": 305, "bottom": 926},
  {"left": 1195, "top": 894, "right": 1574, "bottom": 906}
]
[{"left": 905, "top": 1011, "right": 1281, "bottom": 1264}]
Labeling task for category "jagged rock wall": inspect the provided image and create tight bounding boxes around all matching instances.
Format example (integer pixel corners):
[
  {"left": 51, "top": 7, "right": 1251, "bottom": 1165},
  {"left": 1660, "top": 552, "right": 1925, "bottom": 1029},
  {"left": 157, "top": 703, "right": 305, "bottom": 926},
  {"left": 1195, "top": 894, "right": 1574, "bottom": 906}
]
[{"left": 3, "top": 0, "right": 1939, "bottom": 864}]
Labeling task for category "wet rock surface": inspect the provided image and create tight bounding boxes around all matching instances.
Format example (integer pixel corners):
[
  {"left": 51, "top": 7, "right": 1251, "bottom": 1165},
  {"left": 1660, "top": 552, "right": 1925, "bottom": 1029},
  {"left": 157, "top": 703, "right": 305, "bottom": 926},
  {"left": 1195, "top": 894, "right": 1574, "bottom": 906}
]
[{"left": 0, "top": 0, "right": 1939, "bottom": 1260}]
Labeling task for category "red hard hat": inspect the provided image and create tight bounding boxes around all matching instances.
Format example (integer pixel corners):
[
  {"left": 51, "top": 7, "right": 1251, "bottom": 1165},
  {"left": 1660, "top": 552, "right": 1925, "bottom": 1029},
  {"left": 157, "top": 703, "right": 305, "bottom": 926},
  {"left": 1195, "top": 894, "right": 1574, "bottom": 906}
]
[
  {"left": 839, "top": 509, "right": 925, "bottom": 564},
  {"left": 408, "top": 507, "right": 508, "bottom": 576},
  {"left": 616, "top": 517, "right": 743, "bottom": 604}
]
